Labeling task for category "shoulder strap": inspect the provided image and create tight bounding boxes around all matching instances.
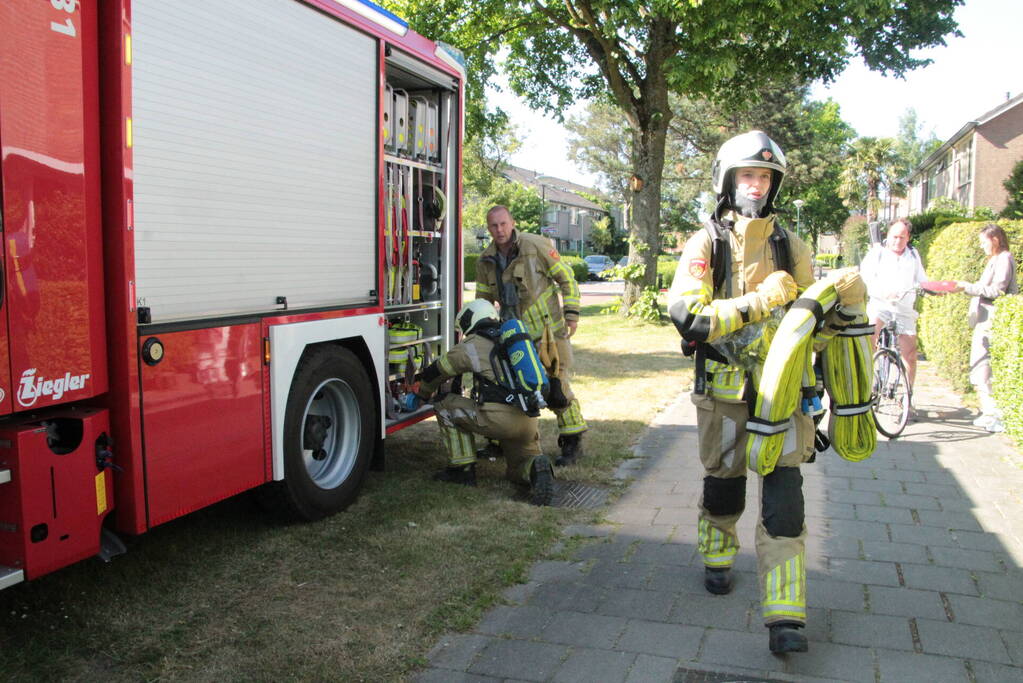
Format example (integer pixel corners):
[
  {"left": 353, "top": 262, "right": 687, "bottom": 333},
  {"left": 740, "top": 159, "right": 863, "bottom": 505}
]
[
  {"left": 769, "top": 223, "right": 793, "bottom": 277},
  {"left": 704, "top": 220, "right": 731, "bottom": 296}
]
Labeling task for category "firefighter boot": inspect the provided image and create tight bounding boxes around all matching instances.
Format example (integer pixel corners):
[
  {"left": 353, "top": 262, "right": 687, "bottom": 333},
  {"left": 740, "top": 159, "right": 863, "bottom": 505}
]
[
  {"left": 768, "top": 622, "right": 808, "bottom": 654},
  {"left": 433, "top": 463, "right": 477, "bottom": 487},
  {"left": 704, "top": 567, "right": 734, "bottom": 595},
  {"left": 529, "top": 455, "right": 555, "bottom": 507},
  {"left": 555, "top": 434, "right": 583, "bottom": 467},
  {"left": 476, "top": 440, "right": 504, "bottom": 460}
]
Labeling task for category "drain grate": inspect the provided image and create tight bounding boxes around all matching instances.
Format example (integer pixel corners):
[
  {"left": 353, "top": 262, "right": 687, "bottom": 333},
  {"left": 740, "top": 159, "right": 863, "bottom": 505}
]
[
  {"left": 550, "top": 481, "right": 609, "bottom": 509},
  {"left": 674, "top": 669, "right": 784, "bottom": 683}
]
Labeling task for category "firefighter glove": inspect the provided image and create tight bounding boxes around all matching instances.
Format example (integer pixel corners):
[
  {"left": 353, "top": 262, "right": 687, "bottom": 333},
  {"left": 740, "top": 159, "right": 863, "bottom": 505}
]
[
  {"left": 757, "top": 271, "right": 798, "bottom": 309},
  {"left": 831, "top": 267, "right": 867, "bottom": 308}
]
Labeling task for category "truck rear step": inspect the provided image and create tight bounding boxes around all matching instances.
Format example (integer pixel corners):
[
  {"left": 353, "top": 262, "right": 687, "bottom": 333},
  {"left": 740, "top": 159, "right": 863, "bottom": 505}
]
[{"left": 0, "top": 566, "right": 24, "bottom": 590}]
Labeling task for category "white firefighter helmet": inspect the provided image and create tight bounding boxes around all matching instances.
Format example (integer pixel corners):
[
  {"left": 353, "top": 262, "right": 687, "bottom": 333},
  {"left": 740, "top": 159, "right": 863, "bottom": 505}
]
[
  {"left": 456, "top": 299, "right": 499, "bottom": 335},
  {"left": 711, "top": 130, "right": 787, "bottom": 213}
]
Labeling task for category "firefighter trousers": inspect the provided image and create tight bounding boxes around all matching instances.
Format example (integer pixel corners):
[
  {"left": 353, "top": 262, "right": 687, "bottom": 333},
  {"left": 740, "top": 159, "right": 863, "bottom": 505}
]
[
  {"left": 549, "top": 336, "right": 587, "bottom": 436},
  {"left": 433, "top": 394, "right": 541, "bottom": 484},
  {"left": 692, "top": 392, "right": 815, "bottom": 626}
]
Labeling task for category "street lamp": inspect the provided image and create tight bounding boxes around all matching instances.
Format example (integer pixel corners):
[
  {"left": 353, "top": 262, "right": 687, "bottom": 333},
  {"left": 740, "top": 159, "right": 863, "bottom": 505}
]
[{"left": 792, "top": 199, "right": 805, "bottom": 241}]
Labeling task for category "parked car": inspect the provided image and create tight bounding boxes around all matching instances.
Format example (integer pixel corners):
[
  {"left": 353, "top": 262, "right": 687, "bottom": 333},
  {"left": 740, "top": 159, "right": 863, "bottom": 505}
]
[
  {"left": 617, "top": 256, "right": 629, "bottom": 267},
  {"left": 584, "top": 254, "right": 615, "bottom": 280}
]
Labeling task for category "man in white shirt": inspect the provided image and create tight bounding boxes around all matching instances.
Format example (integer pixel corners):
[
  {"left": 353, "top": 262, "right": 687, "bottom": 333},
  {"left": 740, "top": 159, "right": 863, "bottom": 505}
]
[{"left": 859, "top": 217, "right": 927, "bottom": 388}]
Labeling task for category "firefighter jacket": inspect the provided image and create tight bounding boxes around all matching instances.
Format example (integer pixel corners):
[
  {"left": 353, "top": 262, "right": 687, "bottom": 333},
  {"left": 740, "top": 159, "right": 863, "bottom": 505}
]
[
  {"left": 476, "top": 230, "right": 580, "bottom": 341},
  {"left": 668, "top": 212, "right": 814, "bottom": 402},
  {"left": 419, "top": 332, "right": 500, "bottom": 400}
]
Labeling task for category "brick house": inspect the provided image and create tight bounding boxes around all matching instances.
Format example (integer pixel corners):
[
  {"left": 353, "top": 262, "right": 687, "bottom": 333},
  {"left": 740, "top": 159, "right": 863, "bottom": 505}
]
[{"left": 905, "top": 92, "right": 1023, "bottom": 215}]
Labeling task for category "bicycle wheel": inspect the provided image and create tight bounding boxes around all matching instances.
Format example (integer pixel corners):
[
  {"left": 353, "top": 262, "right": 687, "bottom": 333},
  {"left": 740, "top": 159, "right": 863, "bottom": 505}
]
[{"left": 871, "top": 349, "right": 911, "bottom": 438}]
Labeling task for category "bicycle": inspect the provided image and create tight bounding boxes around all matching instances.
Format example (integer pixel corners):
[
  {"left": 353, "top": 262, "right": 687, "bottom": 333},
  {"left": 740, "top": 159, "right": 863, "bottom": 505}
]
[
  {"left": 871, "top": 316, "right": 912, "bottom": 438},
  {"left": 869, "top": 283, "right": 932, "bottom": 438}
]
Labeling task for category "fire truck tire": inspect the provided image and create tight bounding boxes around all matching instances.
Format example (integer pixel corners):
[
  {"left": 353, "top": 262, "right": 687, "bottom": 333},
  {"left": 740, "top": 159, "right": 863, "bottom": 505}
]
[{"left": 273, "top": 346, "right": 375, "bottom": 521}]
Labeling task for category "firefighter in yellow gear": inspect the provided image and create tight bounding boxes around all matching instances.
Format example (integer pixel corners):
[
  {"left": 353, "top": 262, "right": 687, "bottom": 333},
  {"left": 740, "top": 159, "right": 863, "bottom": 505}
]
[
  {"left": 667, "top": 131, "right": 816, "bottom": 654},
  {"left": 411, "top": 299, "right": 555, "bottom": 506},
  {"left": 475, "top": 205, "right": 586, "bottom": 466}
]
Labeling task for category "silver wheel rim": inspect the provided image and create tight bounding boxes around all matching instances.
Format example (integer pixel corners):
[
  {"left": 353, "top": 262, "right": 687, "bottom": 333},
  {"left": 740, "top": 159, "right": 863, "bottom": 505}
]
[{"left": 302, "top": 377, "right": 361, "bottom": 489}]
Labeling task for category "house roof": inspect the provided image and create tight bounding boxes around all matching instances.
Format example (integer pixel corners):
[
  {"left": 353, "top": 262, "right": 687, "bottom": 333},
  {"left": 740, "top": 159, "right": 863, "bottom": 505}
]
[
  {"left": 909, "top": 91, "right": 1023, "bottom": 181},
  {"left": 500, "top": 165, "right": 605, "bottom": 211}
]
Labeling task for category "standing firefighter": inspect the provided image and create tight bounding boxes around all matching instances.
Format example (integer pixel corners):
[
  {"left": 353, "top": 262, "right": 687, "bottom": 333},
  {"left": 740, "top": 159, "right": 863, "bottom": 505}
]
[
  {"left": 668, "top": 131, "right": 816, "bottom": 654},
  {"left": 407, "top": 300, "right": 556, "bottom": 506},
  {"left": 476, "top": 205, "right": 587, "bottom": 466}
]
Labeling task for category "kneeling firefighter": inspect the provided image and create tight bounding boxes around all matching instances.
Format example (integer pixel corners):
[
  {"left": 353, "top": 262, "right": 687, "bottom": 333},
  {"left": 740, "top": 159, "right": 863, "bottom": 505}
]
[
  {"left": 667, "top": 131, "right": 863, "bottom": 654},
  {"left": 407, "top": 299, "right": 556, "bottom": 506}
]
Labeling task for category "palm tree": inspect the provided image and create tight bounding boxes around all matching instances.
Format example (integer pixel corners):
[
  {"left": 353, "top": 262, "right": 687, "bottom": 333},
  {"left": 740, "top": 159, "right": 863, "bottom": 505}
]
[{"left": 838, "top": 137, "right": 903, "bottom": 225}]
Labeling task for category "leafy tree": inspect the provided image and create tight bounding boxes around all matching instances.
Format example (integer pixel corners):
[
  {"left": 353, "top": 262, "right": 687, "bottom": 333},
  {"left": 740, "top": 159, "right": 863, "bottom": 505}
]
[
  {"left": 894, "top": 108, "right": 941, "bottom": 179},
  {"left": 1002, "top": 159, "right": 1023, "bottom": 219},
  {"left": 838, "top": 137, "right": 902, "bottom": 224},
  {"left": 463, "top": 179, "right": 544, "bottom": 238},
  {"left": 588, "top": 215, "right": 614, "bottom": 254},
  {"left": 386, "top": 0, "right": 961, "bottom": 310}
]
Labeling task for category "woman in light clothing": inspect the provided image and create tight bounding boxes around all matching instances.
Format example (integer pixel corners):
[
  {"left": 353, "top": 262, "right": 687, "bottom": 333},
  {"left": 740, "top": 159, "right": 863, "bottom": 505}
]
[{"left": 953, "top": 224, "right": 1018, "bottom": 433}]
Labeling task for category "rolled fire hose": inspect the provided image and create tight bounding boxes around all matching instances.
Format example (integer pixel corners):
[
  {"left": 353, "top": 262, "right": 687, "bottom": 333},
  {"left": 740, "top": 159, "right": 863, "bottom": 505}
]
[{"left": 745, "top": 278, "right": 876, "bottom": 475}]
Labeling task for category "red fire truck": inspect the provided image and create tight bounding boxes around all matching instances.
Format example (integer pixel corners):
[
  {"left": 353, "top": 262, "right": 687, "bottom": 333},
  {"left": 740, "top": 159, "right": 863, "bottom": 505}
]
[{"left": 0, "top": 0, "right": 464, "bottom": 590}]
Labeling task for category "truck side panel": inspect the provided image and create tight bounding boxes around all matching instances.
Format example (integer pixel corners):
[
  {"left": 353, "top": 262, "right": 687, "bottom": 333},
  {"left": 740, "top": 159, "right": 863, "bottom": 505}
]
[
  {"left": 0, "top": 0, "right": 107, "bottom": 414},
  {"left": 131, "top": 0, "right": 378, "bottom": 323},
  {"left": 139, "top": 324, "right": 265, "bottom": 527}
]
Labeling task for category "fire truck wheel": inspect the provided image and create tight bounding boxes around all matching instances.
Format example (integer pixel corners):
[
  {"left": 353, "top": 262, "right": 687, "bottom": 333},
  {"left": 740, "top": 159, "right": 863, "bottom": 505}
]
[{"left": 276, "top": 346, "right": 375, "bottom": 521}]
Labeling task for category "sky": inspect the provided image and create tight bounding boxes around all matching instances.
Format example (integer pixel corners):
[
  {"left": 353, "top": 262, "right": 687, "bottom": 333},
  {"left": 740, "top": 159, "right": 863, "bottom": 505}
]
[{"left": 490, "top": 0, "right": 1023, "bottom": 189}]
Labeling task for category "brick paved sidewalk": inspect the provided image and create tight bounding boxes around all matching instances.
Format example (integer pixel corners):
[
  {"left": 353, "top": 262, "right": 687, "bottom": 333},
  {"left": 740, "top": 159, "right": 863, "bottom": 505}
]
[{"left": 417, "top": 361, "right": 1023, "bottom": 683}]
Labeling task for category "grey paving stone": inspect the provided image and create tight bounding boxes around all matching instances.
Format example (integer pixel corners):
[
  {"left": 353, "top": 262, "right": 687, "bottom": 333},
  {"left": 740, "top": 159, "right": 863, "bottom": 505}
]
[
  {"left": 631, "top": 542, "right": 693, "bottom": 566},
  {"left": 583, "top": 559, "right": 656, "bottom": 589},
  {"left": 572, "top": 537, "right": 635, "bottom": 562},
  {"left": 953, "top": 529, "right": 1010, "bottom": 552},
  {"left": 614, "top": 524, "right": 678, "bottom": 543},
  {"left": 915, "top": 619, "right": 1012, "bottom": 663},
  {"left": 904, "top": 482, "right": 963, "bottom": 499},
  {"left": 596, "top": 587, "right": 675, "bottom": 621},
  {"left": 668, "top": 592, "right": 755, "bottom": 631},
  {"left": 646, "top": 563, "right": 698, "bottom": 593},
  {"left": 866, "top": 585, "right": 948, "bottom": 620},
  {"left": 945, "top": 594, "right": 1023, "bottom": 629},
  {"left": 502, "top": 581, "right": 539, "bottom": 605},
  {"left": 829, "top": 488, "right": 883, "bottom": 505},
  {"left": 807, "top": 501, "right": 857, "bottom": 521},
  {"left": 889, "top": 522, "right": 957, "bottom": 547},
  {"left": 541, "top": 610, "right": 629, "bottom": 649},
  {"left": 427, "top": 633, "right": 493, "bottom": 670},
  {"left": 526, "top": 581, "right": 606, "bottom": 613},
  {"left": 881, "top": 493, "right": 943, "bottom": 510},
  {"left": 901, "top": 563, "right": 979, "bottom": 595},
  {"left": 624, "top": 654, "right": 679, "bottom": 683},
  {"left": 784, "top": 641, "right": 876, "bottom": 683},
  {"left": 807, "top": 534, "right": 861, "bottom": 560},
  {"left": 969, "top": 661, "right": 1023, "bottom": 683},
  {"left": 860, "top": 539, "right": 929, "bottom": 564},
  {"left": 875, "top": 650, "right": 969, "bottom": 683},
  {"left": 529, "top": 561, "right": 588, "bottom": 583},
  {"left": 929, "top": 545, "right": 1001, "bottom": 572},
  {"left": 1003, "top": 627, "right": 1023, "bottom": 665},
  {"left": 468, "top": 639, "right": 569, "bottom": 681},
  {"left": 606, "top": 506, "right": 658, "bottom": 526},
  {"left": 695, "top": 628, "right": 787, "bottom": 673},
  {"left": 563, "top": 524, "right": 614, "bottom": 538},
  {"left": 616, "top": 620, "right": 703, "bottom": 659},
  {"left": 552, "top": 647, "right": 635, "bottom": 683},
  {"left": 829, "top": 610, "right": 915, "bottom": 651},
  {"left": 477, "top": 605, "right": 554, "bottom": 638},
  {"left": 855, "top": 504, "right": 915, "bottom": 524},
  {"left": 807, "top": 579, "right": 867, "bottom": 611},
  {"left": 975, "top": 570, "right": 1023, "bottom": 602},
  {"left": 824, "top": 518, "right": 891, "bottom": 541},
  {"left": 850, "top": 478, "right": 906, "bottom": 494},
  {"left": 916, "top": 509, "right": 985, "bottom": 532},
  {"left": 828, "top": 557, "right": 901, "bottom": 586},
  {"left": 415, "top": 669, "right": 499, "bottom": 683}
]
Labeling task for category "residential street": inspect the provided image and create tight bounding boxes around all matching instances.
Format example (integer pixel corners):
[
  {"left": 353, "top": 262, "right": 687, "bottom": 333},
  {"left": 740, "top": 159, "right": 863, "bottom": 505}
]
[{"left": 418, "top": 360, "right": 1023, "bottom": 682}]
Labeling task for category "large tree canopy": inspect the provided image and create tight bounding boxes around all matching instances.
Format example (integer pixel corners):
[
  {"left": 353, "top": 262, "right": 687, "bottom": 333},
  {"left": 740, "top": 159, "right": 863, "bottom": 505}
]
[{"left": 387, "top": 0, "right": 961, "bottom": 307}]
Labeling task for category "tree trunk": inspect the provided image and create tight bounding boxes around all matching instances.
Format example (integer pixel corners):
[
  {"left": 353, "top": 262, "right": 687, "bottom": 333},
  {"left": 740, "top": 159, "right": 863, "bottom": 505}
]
[{"left": 621, "top": 118, "right": 669, "bottom": 312}]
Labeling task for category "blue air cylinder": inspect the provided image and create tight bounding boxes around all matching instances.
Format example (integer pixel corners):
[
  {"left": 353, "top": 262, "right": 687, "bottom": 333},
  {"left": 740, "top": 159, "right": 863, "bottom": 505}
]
[{"left": 498, "top": 319, "right": 549, "bottom": 397}]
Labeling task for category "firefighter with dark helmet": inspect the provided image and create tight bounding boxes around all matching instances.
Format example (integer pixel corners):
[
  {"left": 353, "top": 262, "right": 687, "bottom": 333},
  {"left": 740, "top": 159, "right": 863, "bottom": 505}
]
[
  {"left": 405, "top": 299, "right": 555, "bottom": 506},
  {"left": 667, "top": 130, "right": 817, "bottom": 654}
]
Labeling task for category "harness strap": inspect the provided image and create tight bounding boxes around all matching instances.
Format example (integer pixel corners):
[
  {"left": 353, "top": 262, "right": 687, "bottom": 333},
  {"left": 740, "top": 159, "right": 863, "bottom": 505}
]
[{"left": 832, "top": 400, "right": 873, "bottom": 416}]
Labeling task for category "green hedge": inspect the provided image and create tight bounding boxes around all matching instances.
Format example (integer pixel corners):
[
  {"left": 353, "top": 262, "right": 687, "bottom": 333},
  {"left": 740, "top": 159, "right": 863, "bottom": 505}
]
[
  {"left": 464, "top": 253, "right": 586, "bottom": 285},
  {"left": 917, "top": 220, "right": 1023, "bottom": 394},
  {"left": 992, "top": 295, "right": 1023, "bottom": 442},
  {"left": 657, "top": 255, "right": 679, "bottom": 289},
  {"left": 816, "top": 253, "right": 840, "bottom": 268}
]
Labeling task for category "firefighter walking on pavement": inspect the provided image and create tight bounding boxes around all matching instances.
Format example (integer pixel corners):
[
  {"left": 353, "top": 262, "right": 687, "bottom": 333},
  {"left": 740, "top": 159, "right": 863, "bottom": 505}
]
[
  {"left": 475, "top": 205, "right": 587, "bottom": 466},
  {"left": 668, "top": 131, "right": 820, "bottom": 654},
  {"left": 406, "top": 300, "right": 556, "bottom": 506}
]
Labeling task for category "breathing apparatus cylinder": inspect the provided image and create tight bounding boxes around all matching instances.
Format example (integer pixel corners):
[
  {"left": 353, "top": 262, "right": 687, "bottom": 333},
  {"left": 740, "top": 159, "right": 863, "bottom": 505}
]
[{"left": 499, "top": 319, "right": 549, "bottom": 411}]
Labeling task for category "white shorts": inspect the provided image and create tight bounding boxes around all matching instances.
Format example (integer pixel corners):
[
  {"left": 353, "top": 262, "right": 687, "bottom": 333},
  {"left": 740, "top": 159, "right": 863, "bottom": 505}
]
[{"left": 868, "top": 305, "right": 918, "bottom": 336}]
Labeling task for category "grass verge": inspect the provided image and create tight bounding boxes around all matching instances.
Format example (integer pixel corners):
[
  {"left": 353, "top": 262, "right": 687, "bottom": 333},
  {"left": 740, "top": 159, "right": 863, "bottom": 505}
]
[{"left": 0, "top": 303, "right": 690, "bottom": 681}]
